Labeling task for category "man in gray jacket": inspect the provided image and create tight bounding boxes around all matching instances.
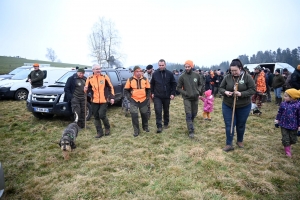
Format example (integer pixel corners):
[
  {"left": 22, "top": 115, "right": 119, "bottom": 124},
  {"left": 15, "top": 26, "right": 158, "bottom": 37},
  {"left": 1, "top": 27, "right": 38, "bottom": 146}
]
[{"left": 176, "top": 60, "right": 204, "bottom": 138}]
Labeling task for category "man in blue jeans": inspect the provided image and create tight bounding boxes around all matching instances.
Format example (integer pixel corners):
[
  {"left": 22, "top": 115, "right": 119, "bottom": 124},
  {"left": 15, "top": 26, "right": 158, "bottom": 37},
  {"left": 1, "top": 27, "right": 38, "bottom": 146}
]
[{"left": 151, "top": 59, "right": 176, "bottom": 133}]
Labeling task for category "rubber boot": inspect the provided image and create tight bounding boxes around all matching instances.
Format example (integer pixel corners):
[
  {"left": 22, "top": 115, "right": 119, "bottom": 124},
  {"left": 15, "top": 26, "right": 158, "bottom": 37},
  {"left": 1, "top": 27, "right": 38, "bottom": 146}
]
[
  {"left": 278, "top": 98, "right": 282, "bottom": 106},
  {"left": 95, "top": 126, "right": 104, "bottom": 138},
  {"left": 284, "top": 146, "right": 291, "bottom": 157}
]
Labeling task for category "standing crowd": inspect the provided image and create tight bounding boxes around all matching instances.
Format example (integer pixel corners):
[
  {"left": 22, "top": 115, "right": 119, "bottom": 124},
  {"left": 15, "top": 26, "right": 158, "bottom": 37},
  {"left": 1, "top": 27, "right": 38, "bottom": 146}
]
[{"left": 61, "top": 59, "right": 300, "bottom": 157}]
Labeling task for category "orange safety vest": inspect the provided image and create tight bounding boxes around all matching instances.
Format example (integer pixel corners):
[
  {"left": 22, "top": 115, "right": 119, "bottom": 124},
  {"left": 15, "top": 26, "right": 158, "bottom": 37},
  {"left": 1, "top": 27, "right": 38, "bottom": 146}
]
[
  {"left": 85, "top": 74, "right": 115, "bottom": 104},
  {"left": 124, "top": 76, "right": 150, "bottom": 102}
]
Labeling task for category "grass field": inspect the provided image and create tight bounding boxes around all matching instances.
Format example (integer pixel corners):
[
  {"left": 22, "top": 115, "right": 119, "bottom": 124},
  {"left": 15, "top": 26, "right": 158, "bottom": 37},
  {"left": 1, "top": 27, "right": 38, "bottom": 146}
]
[
  {"left": 0, "top": 56, "right": 90, "bottom": 74},
  {"left": 0, "top": 97, "right": 300, "bottom": 199}
]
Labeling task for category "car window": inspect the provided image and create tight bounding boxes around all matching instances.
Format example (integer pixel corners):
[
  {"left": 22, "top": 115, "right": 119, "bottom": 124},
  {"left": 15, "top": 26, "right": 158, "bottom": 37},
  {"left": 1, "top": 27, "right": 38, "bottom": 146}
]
[
  {"left": 56, "top": 70, "right": 94, "bottom": 84},
  {"left": 9, "top": 68, "right": 24, "bottom": 75},
  {"left": 107, "top": 71, "right": 119, "bottom": 83},
  {"left": 11, "top": 69, "right": 31, "bottom": 80},
  {"left": 119, "top": 70, "right": 132, "bottom": 81}
]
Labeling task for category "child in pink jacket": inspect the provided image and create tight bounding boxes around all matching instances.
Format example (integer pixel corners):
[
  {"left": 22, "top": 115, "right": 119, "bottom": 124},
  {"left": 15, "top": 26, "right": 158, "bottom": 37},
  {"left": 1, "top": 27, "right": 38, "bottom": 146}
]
[{"left": 200, "top": 90, "right": 214, "bottom": 121}]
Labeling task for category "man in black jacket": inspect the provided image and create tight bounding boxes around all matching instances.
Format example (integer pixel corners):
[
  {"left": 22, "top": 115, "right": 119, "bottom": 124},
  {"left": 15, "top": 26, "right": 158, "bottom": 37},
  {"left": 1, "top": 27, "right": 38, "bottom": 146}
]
[
  {"left": 65, "top": 68, "right": 87, "bottom": 128},
  {"left": 151, "top": 59, "right": 176, "bottom": 133},
  {"left": 289, "top": 65, "right": 300, "bottom": 90},
  {"left": 27, "top": 63, "right": 44, "bottom": 88}
]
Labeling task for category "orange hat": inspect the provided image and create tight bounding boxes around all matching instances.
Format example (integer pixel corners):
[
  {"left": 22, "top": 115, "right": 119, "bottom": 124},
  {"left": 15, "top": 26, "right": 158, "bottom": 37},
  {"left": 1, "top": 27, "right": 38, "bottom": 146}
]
[
  {"left": 184, "top": 60, "right": 194, "bottom": 68},
  {"left": 33, "top": 63, "right": 39, "bottom": 67}
]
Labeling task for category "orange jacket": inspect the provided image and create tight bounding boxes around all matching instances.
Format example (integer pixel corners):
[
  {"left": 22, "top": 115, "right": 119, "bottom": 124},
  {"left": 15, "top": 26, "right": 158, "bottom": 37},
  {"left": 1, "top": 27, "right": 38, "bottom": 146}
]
[
  {"left": 85, "top": 74, "right": 115, "bottom": 104},
  {"left": 124, "top": 75, "right": 150, "bottom": 102},
  {"left": 254, "top": 71, "right": 266, "bottom": 93}
]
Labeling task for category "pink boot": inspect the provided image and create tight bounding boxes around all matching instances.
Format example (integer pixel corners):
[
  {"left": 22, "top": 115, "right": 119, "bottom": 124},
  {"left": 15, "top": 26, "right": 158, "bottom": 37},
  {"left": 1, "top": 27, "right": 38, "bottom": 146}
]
[{"left": 284, "top": 146, "right": 292, "bottom": 157}]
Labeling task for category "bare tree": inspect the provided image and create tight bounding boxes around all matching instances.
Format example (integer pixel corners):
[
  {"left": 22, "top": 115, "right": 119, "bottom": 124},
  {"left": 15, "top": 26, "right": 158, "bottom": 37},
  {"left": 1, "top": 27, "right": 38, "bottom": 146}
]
[
  {"left": 88, "top": 17, "right": 122, "bottom": 68},
  {"left": 46, "top": 48, "right": 57, "bottom": 62}
]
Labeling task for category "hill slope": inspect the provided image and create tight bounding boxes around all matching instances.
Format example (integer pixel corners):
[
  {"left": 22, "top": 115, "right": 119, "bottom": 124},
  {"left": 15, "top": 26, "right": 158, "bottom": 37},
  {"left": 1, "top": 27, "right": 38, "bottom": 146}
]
[{"left": 0, "top": 56, "right": 90, "bottom": 74}]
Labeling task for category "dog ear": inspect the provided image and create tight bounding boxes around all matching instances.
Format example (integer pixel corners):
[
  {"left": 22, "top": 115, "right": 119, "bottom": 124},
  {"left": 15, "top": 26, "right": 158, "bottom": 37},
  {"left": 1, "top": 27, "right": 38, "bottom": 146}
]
[{"left": 58, "top": 141, "right": 62, "bottom": 147}]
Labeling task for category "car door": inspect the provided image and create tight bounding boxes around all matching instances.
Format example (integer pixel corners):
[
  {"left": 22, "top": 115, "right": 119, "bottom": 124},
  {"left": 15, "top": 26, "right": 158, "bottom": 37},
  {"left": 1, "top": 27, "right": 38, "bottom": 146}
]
[{"left": 106, "top": 71, "right": 122, "bottom": 101}]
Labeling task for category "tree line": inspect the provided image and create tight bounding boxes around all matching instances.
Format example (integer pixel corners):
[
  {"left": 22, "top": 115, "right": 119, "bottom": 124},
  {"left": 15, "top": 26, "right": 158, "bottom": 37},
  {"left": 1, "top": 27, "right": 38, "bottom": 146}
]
[{"left": 165, "top": 47, "right": 300, "bottom": 72}]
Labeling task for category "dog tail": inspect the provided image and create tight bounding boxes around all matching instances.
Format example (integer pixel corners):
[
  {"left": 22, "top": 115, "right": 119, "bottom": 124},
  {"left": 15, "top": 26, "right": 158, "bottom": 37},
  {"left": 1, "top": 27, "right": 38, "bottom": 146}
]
[{"left": 74, "top": 111, "right": 79, "bottom": 123}]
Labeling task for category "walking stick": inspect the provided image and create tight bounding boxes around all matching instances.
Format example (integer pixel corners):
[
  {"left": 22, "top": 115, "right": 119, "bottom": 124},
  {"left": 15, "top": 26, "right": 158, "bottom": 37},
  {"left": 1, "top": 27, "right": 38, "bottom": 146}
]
[
  {"left": 84, "top": 93, "right": 87, "bottom": 134},
  {"left": 230, "top": 83, "right": 238, "bottom": 136}
]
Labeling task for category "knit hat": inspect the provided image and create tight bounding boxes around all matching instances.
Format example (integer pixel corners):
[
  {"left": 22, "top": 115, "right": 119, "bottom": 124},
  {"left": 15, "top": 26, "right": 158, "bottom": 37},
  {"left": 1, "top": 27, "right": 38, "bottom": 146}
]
[
  {"left": 297, "top": 65, "right": 300, "bottom": 70},
  {"left": 77, "top": 68, "right": 85, "bottom": 73},
  {"left": 285, "top": 89, "right": 300, "bottom": 100},
  {"left": 146, "top": 65, "right": 153, "bottom": 70},
  {"left": 275, "top": 69, "right": 280, "bottom": 73},
  {"left": 133, "top": 66, "right": 141, "bottom": 72},
  {"left": 283, "top": 68, "right": 288, "bottom": 72},
  {"left": 33, "top": 63, "right": 39, "bottom": 67},
  {"left": 254, "top": 66, "right": 261, "bottom": 70},
  {"left": 184, "top": 60, "right": 194, "bottom": 68},
  {"left": 205, "top": 89, "right": 212, "bottom": 97}
]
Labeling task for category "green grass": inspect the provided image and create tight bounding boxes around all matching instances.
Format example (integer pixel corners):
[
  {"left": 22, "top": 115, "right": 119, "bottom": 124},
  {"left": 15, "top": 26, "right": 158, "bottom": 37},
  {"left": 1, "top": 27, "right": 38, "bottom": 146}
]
[
  {"left": 0, "top": 97, "right": 300, "bottom": 199},
  {"left": 0, "top": 56, "right": 90, "bottom": 74}
]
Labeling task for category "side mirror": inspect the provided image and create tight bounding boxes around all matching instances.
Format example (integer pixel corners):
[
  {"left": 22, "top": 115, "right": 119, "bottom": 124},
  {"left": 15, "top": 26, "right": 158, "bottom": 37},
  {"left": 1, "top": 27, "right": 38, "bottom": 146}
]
[{"left": 43, "top": 70, "right": 47, "bottom": 79}]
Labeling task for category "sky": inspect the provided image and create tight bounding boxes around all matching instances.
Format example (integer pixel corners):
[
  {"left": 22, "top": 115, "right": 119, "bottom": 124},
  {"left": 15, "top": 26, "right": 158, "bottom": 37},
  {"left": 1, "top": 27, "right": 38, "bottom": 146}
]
[{"left": 0, "top": 0, "right": 300, "bottom": 68}]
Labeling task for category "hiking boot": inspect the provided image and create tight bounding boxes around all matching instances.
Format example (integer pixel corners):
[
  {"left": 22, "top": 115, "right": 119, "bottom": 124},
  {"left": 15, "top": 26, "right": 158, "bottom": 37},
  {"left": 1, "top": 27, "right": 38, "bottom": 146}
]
[
  {"left": 157, "top": 127, "right": 162, "bottom": 133},
  {"left": 143, "top": 127, "right": 149, "bottom": 132},
  {"left": 189, "top": 132, "right": 194, "bottom": 138},
  {"left": 105, "top": 129, "right": 110, "bottom": 136},
  {"left": 133, "top": 132, "right": 139, "bottom": 137},
  {"left": 236, "top": 142, "right": 244, "bottom": 148},
  {"left": 223, "top": 145, "right": 234, "bottom": 152},
  {"left": 208, "top": 118, "right": 211, "bottom": 121},
  {"left": 164, "top": 125, "right": 169, "bottom": 129},
  {"left": 95, "top": 133, "right": 104, "bottom": 139}
]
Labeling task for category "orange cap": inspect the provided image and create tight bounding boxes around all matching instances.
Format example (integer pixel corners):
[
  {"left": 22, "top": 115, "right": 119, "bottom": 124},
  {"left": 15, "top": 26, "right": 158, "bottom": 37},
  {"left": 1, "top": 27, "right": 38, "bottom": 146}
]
[{"left": 184, "top": 60, "right": 194, "bottom": 68}]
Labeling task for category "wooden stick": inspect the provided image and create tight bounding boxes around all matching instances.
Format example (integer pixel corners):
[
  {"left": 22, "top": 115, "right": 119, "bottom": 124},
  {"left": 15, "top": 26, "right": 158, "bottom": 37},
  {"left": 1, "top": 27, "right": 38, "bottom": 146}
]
[
  {"left": 84, "top": 93, "right": 87, "bottom": 135},
  {"left": 230, "top": 83, "right": 238, "bottom": 136}
]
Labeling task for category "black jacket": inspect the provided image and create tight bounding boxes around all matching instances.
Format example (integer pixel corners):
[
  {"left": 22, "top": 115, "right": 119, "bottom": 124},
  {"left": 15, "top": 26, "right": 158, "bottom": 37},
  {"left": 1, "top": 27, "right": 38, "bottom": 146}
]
[
  {"left": 151, "top": 69, "right": 176, "bottom": 98},
  {"left": 64, "top": 73, "right": 87, "bottom": 101},
  {"left": 289, "top": 69, "right": 300, "bottom": 89}
]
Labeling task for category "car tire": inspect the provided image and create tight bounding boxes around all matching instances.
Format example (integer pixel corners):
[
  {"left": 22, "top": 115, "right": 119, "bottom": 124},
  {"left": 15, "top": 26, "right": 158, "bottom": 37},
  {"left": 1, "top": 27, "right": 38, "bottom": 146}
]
[
  {"left": 32, "top": 112, "right": 54, "bottom": 119},
  {"left": 14, "top": 89, "right": 28, "bottom": 100}
]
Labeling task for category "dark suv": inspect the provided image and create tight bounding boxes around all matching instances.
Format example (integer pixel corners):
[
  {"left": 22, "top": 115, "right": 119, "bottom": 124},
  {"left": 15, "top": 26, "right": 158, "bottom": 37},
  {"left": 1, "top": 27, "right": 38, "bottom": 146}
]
[{"left": 26, "top": 68, "right": 132, "bottom": 120}]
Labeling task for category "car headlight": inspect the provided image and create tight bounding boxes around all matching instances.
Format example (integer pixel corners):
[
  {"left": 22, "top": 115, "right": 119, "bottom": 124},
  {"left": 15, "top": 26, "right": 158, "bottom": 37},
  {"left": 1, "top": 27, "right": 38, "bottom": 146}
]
[
  {"left": 0, "top": 82, "right": 14, "bottom": 87},
  {"left": 59, "top": 93, "right": 65, "bottom": 102}
]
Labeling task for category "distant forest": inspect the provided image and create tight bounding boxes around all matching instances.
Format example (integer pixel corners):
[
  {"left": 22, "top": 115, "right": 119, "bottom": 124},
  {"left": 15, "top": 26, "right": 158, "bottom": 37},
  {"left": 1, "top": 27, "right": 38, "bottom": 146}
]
[{"left": 166, "top": 47, "right": 300, "bottom": 72}]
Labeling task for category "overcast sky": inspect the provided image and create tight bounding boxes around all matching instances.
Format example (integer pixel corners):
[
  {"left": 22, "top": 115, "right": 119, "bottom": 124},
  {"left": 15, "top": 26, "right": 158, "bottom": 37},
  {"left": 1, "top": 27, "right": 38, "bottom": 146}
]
[{"left": 0, "top": 0, "right": 299, "bottom": 68}]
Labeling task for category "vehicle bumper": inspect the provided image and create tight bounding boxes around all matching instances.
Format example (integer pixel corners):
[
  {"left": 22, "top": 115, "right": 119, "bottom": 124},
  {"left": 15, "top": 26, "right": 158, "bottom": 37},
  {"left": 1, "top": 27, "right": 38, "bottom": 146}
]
[
  {"left": 0, "top": 87, "right": 14, "bottom": 99},
  {"left": 26, "top": 100, "right": 73, "bottom": 116}
]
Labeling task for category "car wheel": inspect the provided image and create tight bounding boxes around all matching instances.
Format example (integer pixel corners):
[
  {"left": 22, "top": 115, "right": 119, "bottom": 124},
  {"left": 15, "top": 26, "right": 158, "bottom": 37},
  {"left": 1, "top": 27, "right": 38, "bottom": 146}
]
[{"left": 14, "top": 89, "right": 28, "bottom": 100}]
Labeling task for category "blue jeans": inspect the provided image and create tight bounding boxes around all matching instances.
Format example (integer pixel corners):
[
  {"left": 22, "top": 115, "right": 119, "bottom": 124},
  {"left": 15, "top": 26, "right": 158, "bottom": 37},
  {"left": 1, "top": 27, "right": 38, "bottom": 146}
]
[
  {"left": 274, "top": 87, "right": 282, "bottom": 98},
  {"left": 222, "top": 102, "right": 251, "bottom": 145}
]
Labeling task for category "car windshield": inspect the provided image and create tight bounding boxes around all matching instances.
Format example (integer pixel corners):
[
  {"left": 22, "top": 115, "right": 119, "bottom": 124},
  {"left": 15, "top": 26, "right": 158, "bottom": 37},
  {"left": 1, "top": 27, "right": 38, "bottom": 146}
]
[
  {"left": 56, "top": 71, "right": 94, "bottom": 84},
  {"left": 11, "top": 69, "right": 31, "bottom": 80},
  {"left": 9, "top": 68, "right": 24, "bottom": 75}
]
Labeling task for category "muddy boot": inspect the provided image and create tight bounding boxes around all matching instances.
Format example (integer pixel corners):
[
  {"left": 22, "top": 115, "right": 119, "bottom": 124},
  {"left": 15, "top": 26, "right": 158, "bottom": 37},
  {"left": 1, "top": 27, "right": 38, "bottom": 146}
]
[
  {"left": 278, "top": 98, "right": 282, "bottom": 105},
  {"left": 95, "top": 126, "right": 104, "bottom": 138}
]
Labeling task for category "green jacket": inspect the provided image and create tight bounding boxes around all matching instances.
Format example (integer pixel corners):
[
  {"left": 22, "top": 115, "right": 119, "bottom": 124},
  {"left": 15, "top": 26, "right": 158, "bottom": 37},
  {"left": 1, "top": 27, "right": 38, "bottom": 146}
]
[
  {"left": 27, "top": 69, "right": 44, "bottom": 88},
  {"left": 176, "top": 71, "right": 203, "bottom": 101},
  {"left": 272, "top": 74, "right": 285, "bottom": 89},
  {"left": 219, "top": 72, "right": 256, "bottom": 108}
]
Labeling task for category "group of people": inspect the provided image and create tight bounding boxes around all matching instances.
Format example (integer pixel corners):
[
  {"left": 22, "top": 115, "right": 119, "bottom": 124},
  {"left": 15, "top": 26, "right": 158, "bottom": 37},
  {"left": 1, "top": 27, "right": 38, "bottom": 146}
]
[{"left": 59, "top": 59, "right": 299, "bottom": 157}]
